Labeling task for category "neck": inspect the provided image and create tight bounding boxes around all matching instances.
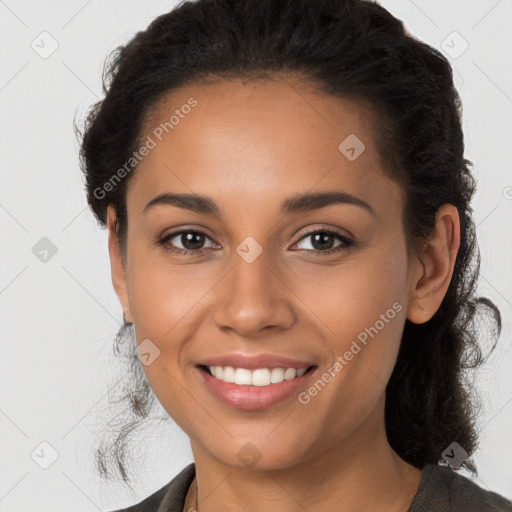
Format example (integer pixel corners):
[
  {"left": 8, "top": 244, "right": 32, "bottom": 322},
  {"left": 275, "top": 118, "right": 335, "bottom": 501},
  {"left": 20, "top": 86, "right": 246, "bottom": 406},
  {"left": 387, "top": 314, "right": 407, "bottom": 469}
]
[
  {"left": 183, "top": 478, "right": 197, "bottom": 512},
  {"left": 187, "top": 395, "right": 421, "bottom": 512}
]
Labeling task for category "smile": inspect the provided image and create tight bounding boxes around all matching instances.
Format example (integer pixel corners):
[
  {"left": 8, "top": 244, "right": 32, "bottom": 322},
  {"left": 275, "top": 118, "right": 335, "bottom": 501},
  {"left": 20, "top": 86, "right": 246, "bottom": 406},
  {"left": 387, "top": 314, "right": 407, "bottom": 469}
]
[{"left": 196, "top": 364, "right": 317, "bottom": 410}]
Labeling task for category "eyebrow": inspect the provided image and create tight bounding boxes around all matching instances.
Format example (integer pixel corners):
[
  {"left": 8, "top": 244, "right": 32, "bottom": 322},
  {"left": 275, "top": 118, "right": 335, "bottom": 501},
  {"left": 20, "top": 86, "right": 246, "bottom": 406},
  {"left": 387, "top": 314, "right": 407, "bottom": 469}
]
[{"left": 142, "top": 190, "right": 375, "bottom": 217}]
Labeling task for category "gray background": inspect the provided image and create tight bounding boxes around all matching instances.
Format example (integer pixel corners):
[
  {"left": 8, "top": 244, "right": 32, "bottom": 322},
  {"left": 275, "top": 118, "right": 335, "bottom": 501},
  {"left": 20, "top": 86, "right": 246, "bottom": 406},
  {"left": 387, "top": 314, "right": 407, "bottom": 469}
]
[{"left": 1, "top": 0, "right": 511, "bottom": 509}]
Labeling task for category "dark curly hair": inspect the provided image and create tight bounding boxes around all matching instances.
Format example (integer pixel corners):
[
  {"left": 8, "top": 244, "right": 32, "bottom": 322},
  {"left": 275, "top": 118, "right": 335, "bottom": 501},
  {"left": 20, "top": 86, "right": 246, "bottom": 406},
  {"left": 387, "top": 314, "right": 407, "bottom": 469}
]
[{"left": 76, "top": 0, "right": 502, "bottom": 487}]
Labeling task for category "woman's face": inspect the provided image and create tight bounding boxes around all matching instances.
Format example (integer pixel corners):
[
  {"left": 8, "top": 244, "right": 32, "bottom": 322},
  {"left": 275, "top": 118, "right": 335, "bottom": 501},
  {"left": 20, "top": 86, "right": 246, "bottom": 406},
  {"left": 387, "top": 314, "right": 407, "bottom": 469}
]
[{"left": 109, "top": 76, "right": 423, "bottom": 469}]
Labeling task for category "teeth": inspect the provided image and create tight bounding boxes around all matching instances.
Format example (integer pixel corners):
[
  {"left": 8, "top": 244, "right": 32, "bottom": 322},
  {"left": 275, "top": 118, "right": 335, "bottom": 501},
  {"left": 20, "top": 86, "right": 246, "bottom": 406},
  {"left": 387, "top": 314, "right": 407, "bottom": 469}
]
[{"left": 208, "top": 366, "right": 309, "bottom": 386}]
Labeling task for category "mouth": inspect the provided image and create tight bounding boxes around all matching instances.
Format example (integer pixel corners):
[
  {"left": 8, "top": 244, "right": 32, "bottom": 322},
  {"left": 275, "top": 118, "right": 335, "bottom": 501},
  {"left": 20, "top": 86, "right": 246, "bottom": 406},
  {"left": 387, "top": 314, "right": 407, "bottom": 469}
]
[{"left": 196, "top": 364, "right": 318, "bottom": 411}]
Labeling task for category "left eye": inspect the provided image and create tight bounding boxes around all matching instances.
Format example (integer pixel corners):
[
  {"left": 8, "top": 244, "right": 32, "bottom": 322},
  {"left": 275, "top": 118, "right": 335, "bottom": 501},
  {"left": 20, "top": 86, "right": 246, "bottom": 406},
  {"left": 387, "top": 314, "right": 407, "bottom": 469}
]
[{"left": 292, "top": 229, "right": 353, "bottom": 253}]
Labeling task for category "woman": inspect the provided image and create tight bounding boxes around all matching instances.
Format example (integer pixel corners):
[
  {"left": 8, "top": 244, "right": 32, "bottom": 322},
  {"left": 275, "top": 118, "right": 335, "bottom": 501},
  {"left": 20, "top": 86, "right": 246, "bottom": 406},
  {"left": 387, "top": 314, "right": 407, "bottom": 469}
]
[{"left": 78, "top": 0, "right": 512, "bottom": 510}]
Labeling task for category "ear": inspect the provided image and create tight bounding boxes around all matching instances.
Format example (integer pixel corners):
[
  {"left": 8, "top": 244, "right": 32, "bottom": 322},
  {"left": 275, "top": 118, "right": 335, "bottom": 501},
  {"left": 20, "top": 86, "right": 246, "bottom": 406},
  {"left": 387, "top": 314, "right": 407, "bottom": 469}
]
[
  {"left": 106, "top": 205, "right": 133, "bottom": 324},
  {"left": 406, "top": 204, "right": 460, "bottom": 324}
]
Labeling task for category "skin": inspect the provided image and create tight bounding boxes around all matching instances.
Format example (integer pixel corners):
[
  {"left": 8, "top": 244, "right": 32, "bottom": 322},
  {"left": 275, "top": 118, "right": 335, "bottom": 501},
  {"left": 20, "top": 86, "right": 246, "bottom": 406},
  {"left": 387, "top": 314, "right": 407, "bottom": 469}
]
[{"left": 107, "top": 75, "right": 460, "bottom": 512}]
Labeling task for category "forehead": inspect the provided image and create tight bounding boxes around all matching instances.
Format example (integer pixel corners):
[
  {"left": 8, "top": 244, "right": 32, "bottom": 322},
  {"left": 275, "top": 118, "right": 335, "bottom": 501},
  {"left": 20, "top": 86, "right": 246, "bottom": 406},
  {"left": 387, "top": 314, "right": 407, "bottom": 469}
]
[{"left": 126, "top": 76, "right": 402, "bottom": 220}]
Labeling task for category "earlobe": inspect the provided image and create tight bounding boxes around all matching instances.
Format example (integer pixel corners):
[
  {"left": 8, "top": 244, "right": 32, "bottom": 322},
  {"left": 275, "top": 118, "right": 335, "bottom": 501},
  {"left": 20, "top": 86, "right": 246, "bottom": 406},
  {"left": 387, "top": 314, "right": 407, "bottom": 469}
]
[
  {"left": 406, "top": 204, "right": 460, "bottom": 324},
  {"left": 106, "top": 205, "right": 133, "bottom": 323}
]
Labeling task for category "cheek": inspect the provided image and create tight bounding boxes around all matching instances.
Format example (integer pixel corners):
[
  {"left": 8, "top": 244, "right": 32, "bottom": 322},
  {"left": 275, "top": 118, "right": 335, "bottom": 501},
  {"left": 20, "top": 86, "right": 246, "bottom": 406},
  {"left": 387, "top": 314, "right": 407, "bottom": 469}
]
[
  {"left": 127, "top": 247, "right": 215, "bottom": 337},
  {"left": 126, "top": 257, "right": 199, "bottom": 420},
  {"left": 297, "top": 237, "right": 409, "bottom": 395},
  {"left": 137, "top": 354, "right": 201, "bottom": 434},
  {"left": 295, "top": 236, "right": 408, "bottom": 334},
  {"left": 125, "top": 250, "right": 218, "bottom": 409}
]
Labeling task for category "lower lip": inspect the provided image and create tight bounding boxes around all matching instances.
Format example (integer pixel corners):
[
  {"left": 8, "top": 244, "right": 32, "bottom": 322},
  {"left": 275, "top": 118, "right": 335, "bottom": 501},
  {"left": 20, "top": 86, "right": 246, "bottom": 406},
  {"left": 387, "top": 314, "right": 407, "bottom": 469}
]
[{"left": 196, "top": 366, "right": 316, "bottom": 411}]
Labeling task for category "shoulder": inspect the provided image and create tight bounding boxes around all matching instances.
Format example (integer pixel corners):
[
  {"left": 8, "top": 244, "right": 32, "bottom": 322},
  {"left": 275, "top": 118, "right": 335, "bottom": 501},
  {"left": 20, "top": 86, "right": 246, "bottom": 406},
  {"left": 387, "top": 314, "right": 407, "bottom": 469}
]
[
  {"left": 409, "top": 463, "right": 512, "bottom": 512},
  {"left": 106, "top": 463, "right": 196, "bottom": 512}
]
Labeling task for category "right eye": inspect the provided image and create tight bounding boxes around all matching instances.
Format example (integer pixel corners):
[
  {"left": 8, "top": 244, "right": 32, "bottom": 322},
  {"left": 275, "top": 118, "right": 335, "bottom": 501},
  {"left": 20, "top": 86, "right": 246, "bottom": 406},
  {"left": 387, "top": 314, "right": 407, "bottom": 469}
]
[{"left": 156, "top": 230, "right": 220, "bottom": 255}]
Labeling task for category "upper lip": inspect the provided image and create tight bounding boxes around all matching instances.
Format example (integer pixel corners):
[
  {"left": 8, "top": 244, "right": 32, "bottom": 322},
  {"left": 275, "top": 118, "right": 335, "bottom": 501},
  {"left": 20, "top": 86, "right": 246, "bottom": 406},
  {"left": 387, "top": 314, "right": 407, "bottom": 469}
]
[{"left": 197, "top": 353, "right": 316, "bottom": 370}]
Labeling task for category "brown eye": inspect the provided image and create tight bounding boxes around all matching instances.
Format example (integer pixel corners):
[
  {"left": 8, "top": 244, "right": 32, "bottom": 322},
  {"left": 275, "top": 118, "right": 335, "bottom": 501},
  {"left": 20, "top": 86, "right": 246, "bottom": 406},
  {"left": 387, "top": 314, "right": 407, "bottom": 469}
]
[
  {"left": 157, "top": 230, "right": 219, "bottom": 255},
  {"left": 175, "top": 231, "right": 206, "bottom": 250},
  {"left": 292, "top": 229, "right": 354, "bottom": 255}
]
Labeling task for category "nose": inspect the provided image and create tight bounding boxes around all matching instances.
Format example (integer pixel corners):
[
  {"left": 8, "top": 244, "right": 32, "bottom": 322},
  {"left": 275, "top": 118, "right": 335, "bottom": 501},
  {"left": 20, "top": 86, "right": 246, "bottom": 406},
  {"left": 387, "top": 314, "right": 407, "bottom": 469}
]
[{"left": 212, "top": 246, "right": 296, "bottom": 337}]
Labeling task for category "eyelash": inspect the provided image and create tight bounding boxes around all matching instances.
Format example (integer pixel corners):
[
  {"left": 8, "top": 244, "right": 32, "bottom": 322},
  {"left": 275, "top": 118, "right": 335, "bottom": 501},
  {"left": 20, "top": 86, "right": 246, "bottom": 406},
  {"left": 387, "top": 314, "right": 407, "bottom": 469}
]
[{"left": 156, "top": 228, "right": 354, "bottom": 256}]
